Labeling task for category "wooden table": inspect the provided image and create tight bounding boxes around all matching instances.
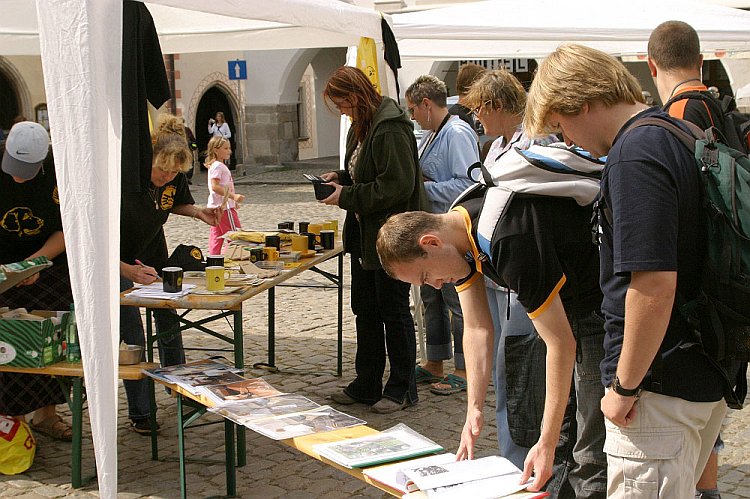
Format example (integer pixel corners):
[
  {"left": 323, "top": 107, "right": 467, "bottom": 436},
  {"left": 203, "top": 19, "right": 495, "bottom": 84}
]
[
  {"left": 0, "top": 361, "right": 158, "bottom": 488},
  {"left": 156, "top": 378, "right": 402, "bottom": 499},
  {"left": 120, "top": 243, "right": 344, "bottom": 466}
]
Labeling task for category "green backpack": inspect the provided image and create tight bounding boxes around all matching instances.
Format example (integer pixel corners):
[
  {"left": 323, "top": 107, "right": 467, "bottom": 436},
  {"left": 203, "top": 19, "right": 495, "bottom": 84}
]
[{"left": 628, "top": 117, "right": 750, "bottom": 409}]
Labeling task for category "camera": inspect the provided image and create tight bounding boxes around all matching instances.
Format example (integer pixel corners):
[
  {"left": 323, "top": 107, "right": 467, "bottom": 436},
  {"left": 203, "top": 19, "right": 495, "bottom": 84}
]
[{"left": 209, "top": 118, "right": 215, "bottom": 124}]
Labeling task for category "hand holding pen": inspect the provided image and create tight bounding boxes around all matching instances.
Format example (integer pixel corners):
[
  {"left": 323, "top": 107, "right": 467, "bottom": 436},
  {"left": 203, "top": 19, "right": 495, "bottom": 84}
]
[{"left": 133, "top": 259, "right": 159, "bottom": 285}]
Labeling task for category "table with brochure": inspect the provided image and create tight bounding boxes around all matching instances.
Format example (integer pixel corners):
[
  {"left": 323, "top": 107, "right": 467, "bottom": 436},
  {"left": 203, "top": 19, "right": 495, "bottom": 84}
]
[
  {"left": 144, "top": 358, "right": 546, "bottom": 499},
  {"left": 120, "top": 243, "right": 343, "bottom": 468}
]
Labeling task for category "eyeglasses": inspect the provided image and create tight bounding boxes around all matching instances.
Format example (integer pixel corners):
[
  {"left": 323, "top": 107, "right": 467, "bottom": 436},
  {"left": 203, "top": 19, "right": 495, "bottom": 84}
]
[
  {"left": 407, "top": 104, "right": 419, "bottom": 117},
  {"left": 472, "top": 101, "right": 494, "bottom": 116}
]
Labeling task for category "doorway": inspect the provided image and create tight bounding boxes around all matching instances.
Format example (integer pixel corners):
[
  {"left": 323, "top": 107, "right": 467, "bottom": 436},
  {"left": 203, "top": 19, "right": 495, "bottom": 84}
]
[
  {"left": 196, "top": 86, "right": 237, "bottom": 169},
  {"left": 0, "top": 69, "right": 19, "bottom": 133}
]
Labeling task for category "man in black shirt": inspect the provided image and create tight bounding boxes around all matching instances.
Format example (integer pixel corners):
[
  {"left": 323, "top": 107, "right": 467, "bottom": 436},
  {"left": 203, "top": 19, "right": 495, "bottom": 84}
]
[
  {"left": 524, "top": 43, "right": 726, "bottom": 498},
  {"left": 377, "top": 194, "right": 606, "bottom": 495}
]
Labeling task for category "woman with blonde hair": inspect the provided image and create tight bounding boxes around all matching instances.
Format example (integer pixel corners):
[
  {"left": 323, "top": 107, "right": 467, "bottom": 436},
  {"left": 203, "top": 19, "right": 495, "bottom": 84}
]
[
  {"left": 119, "top": 113, "right": 221, "bottom": 434},
  {"left": 204, "top": 135, "right": 244, "bottom": 255},
  {"left": 319, "top": 66, "right": 428, "bottom": 414}
]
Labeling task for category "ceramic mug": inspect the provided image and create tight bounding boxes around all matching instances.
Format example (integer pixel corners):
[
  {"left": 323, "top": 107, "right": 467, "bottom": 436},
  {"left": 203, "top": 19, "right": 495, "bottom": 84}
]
[
  {"left": 291, "top": 235, "right": 309, "bottom": 252},
  {"left": 262, "top": 247, "right": 280, "bottom": 261},
  {"left": 206, "top": 266, "right": 231, "bottom": 291},
  {"left": 320, "top": 230, "right": 335, "bottom": 250},
  {"left": 162, "top": 267, "right": 183, "bottom": 293},
  {"left": 206, "top": 254, "right": 224, "bottom": 267}
]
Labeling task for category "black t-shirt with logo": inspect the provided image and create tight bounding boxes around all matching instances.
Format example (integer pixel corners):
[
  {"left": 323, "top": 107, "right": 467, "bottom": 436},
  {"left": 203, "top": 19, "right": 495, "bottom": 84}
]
[
  {"left": 454, "top": 195, "right": 602, "bottom": 320},
  {"left": 120, "top": 173, "right": 194, "bottom": 271},
  {"left": 0, "top": 160, "right": 63, "bottom": 265},
  {"left": 598, "top": 107, "right": 723, "bottom": 402}
]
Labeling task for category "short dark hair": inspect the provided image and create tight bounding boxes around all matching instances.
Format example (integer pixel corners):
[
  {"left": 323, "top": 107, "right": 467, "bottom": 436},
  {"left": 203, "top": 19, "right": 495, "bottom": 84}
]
[
  {"left": 455, "top": 63, "right": 486, "bottom": 96},
  {"left": 376, "top": 211, "right": 444, "bottom": 276},
  {"left": 648, "top": 21, "right": 702, "bottom": 71},
  {"left": 405, "top": 75, "right": 448, "bottom": 108}
]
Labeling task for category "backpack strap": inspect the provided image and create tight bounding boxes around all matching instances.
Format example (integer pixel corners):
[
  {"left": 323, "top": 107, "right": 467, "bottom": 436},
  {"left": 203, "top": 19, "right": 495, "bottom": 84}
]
[{"left": 624, "top": 116, "right": 703, "bottom": 151}]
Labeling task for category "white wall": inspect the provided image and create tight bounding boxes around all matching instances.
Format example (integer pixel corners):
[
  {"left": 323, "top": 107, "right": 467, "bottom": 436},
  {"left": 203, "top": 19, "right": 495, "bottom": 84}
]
[{"left": 311, "top": 48, "right": 348, "bottom": 158}]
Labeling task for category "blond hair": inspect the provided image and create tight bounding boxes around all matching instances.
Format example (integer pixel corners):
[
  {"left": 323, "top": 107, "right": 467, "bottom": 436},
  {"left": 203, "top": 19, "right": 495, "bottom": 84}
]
[
  {"left": 376, "top": 211, "right": 445, "bottom": 277},
  {"left": 152, "top": 113, "right": 191, "bottom": 173},
  {"left": 204, "top": 136, "right": 230, "bottom": 167},
  {"left": 524, "top": 44, "right": 644, "bottom": 137},
  {"left": 464, "top": 69, "right": 526, "bottom": 117}
]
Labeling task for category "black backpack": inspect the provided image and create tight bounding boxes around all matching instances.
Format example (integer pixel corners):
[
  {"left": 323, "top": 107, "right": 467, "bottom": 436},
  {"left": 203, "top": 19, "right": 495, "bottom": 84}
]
[
  {"left": 664, "top": 90, "right": 750, "bottom": 155},
  {"left": 625, "top": 116, "right": 750, "bottom": 409}
]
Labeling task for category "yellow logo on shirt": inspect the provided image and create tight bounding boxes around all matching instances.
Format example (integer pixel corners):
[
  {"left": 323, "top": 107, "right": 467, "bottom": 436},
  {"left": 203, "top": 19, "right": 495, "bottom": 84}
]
[
  {"left": 52, "top": 186, "right": 60, "bottom": 205},
  {"left": 160, "top": 186, "right": 176, "bottom": 210},
  {"left": 1, "top": 207, "right": 44, "bottom": 237}
]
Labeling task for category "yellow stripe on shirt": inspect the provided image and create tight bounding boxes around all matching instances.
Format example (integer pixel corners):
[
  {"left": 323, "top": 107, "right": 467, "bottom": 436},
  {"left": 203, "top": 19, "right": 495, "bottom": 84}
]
[{"left": 527, "top": 274, "right": 567, "bottom": 319}]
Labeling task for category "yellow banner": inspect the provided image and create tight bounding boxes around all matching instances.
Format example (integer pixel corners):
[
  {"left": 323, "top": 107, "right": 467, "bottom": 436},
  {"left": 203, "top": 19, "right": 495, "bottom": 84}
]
[{"left": 357, "top": 37, "right": 381, "bottom": 95}]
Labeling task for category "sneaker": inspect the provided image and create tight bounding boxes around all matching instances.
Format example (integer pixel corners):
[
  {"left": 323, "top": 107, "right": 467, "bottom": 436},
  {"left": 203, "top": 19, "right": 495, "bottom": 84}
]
[
  {"left": 330, "top": 391, "right": 359, "bottom": 405},
  {"left": 130, "top": 419, "right": 160, "bottom": 436},
  {"left": 370, "top": 398, "right": 412, "bottom": 414}
]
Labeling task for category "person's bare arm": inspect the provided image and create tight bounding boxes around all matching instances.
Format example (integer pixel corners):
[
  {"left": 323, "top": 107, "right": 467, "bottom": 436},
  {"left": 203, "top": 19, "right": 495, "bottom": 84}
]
[{"left": 456, "top": 278, "right": 495, "bottom": 460}]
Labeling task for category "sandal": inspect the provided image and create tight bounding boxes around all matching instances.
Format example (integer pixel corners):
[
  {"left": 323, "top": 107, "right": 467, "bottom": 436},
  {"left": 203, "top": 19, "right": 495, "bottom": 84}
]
[
  {"left": 31, "top": 414, "right": 73, "bottom": 442},
  {"left": 415, "top": 365, "right": 442, "bottom": 384},
  {"left": 430, "top": 373, "right": 468, "bottom": 395}
]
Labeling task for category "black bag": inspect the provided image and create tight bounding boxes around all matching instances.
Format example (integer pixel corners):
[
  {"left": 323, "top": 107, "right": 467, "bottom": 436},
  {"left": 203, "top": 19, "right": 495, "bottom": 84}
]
[
  {"left": 664, "top": 90, "right": 750, "bottom": 155},
  {"left": 167, "top": 244, "right": 205, "bottom": 271}
]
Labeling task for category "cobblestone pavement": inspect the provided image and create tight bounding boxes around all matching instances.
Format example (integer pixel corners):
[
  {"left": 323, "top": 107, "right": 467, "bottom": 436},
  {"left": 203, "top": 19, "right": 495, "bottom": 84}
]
[{"left": 1, "top": 166, "right": 749, "bottom": 498}]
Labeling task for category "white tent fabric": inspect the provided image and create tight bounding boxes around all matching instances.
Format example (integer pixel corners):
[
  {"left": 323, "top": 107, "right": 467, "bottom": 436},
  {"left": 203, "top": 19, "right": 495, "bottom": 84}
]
[
  {"left": 21, "top": 1, "right": 384, "bottom": 496},
  {"left": 35, "top": 1, "right": 122, "bottom": 497},
  {"left": 1, "top": 0, "right": 383, "bottom": 55},
  {"left": 392, "top": 0, "right": 750, "bottom": 60}
]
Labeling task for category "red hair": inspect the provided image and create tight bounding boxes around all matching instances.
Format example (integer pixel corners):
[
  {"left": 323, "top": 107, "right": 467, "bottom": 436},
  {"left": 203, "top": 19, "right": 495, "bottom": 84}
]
[{"left": 323, "top": 66, "right": 382, "bottom": 143}]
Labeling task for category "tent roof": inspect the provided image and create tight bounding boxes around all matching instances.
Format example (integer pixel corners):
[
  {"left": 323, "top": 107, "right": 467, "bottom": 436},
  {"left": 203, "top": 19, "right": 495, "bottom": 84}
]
[
  {"left": 392, "top": 0, "right": 750, "bottom": 60},
  {"left": 0, "top": 0, "right": 384, "bottom": 56}
]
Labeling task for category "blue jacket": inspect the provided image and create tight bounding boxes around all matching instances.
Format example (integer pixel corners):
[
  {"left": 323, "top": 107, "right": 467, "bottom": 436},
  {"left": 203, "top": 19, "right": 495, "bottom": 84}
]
[{"left": 419, "top": 115, "right": 478, "bottom": 213}]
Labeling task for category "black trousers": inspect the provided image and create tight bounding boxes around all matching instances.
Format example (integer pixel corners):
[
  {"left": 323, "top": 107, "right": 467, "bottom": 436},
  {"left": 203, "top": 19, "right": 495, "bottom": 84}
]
[{"left": 344, "top": 256, "right": 418, "bottom": 405}]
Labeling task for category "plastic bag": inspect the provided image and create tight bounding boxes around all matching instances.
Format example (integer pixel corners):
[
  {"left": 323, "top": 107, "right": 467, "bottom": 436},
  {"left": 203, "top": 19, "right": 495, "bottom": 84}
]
[{"left": 0, "top": 415, "right": 36, "bottom": 474}]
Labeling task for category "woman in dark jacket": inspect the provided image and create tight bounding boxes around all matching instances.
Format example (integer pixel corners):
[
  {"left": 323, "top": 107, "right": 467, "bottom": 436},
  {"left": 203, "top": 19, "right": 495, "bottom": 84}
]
[{"left": 320, "top": 66, "right": 428, "bottom": 414}]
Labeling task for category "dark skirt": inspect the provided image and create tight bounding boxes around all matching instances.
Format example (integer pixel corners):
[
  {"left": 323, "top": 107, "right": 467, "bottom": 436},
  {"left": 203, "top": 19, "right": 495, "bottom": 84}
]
[{"left": 0, "top": 261, "right": 72, "bottom": 415}]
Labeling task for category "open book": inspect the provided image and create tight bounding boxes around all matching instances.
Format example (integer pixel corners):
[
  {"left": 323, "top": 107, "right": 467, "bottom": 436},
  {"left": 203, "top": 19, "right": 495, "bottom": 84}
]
[
  {"left": 313, "top": 424, "right": 443, "bottom": 469},
  {"left": 398, "top": 455, "right": 537, "bottom": 498}
]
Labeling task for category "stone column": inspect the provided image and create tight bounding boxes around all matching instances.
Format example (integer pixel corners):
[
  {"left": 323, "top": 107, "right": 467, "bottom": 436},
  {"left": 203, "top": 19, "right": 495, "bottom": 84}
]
[{"left": 244, "top": 103, "right": 299, "bottom": 166}]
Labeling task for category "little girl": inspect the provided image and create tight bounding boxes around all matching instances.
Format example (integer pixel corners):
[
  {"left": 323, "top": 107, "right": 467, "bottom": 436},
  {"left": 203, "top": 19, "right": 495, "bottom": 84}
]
[{"left": 205, "top": 136, "right": 244, "bottom": 254}]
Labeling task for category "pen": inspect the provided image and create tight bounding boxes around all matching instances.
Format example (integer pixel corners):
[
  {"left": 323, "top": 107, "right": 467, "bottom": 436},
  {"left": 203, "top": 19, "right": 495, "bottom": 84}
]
[{"left": 135, "top": 259, "right": 159, "bottom": 279}]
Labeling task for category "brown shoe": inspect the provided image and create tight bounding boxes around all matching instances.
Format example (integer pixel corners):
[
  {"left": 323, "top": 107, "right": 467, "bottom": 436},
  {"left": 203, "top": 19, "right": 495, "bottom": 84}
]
[
  {"left": 370, "top": 398, "right": 413, "bottom": 414},
  {"left": 31, "top": 415, "right": 73, "bottom": 442}
]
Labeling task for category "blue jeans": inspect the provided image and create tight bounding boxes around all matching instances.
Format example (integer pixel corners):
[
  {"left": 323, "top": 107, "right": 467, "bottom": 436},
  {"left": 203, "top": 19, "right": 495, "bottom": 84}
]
[
  {"left": 486, "top": 285, "right": 535, "bottom": 470},
  {"left": 345, "top": 258, "right": 418, "bottom": 405},
  {"left": 421, "top": 283, "right": 465, "bottom": 370},
  {"left": 120, "top": 276, "right": 185, "bottom": 421}
]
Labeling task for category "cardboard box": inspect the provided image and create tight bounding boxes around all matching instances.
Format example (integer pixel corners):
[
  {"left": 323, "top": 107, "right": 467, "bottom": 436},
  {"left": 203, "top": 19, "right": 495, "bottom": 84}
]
[{"left": 0, "top": 310, "right": 67, "bottom": 367}]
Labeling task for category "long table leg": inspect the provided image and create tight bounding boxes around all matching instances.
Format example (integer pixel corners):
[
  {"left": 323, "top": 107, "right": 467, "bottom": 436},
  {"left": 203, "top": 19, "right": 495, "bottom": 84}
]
[
  {"left": 177, "top": 395, "right": 187, "bottom": 499},
  {"left": 337, "top": 253, "right": 343, "bottom": 376},
  {"left": 234, "top": 310, "right": 246, "bottom": 467},
  {"left": 224, "top": 420, "right": 236, "bottom": 497},
  {"left": 71, "top": 377, "right": 83, "bottom": 488},
  {"left": 267, "top": 287, "right": 275, "bottom": 368}
]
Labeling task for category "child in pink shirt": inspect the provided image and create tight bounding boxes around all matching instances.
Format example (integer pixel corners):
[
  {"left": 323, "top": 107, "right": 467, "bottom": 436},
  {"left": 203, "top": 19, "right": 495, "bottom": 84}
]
[{"left": 205, "top": 136, "right": 244, "bottom": 254}]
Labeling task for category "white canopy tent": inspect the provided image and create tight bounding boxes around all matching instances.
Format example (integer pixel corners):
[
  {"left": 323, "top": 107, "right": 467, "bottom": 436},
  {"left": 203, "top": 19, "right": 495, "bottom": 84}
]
[
  {"left": 3, "top": 0, "right": 385, "bottom": 496},
  {"left": 391, "top": 0, "right": 750, "bottom": 60}
]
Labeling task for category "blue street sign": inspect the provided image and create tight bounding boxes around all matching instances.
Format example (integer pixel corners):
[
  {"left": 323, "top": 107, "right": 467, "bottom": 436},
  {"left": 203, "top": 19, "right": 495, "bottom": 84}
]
[{"left": 228, "top": 60, "right": 247, "bottom": 80}]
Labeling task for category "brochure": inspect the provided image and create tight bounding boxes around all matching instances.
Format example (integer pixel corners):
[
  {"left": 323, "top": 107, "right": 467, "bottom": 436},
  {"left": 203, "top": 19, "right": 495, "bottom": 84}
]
[
  {"left": 362, "top": 453, "right": 456, "bottom": 494},
  {"left": 0, "top": 256, "right": 52, "bottom": 294},
  {"left": 142, "top": 357, "right": 242, "bottom": 393},
  {"left": 400, "top": 455, "right": 523, "bottom": 491},
  {"left": 313, "top": 423, "right": 443, "bottom": 469},
  {"left": 209, "top": 394, "right": 321, "bottom": 424},
  {"left": 199, "top": 377, "right": 282, "bottom": 405},
  {"left": 246, "top": 405, "right": 366, "bottom": 440}
]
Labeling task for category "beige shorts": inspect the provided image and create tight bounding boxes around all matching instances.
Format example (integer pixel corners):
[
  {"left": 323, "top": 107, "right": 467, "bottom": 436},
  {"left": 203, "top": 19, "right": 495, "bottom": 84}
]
[{"left": 604, "top": 390, "right": 725, "bottom": 498}]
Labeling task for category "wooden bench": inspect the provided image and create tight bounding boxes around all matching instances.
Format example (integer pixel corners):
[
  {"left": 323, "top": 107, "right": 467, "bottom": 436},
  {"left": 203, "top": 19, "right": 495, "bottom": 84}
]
[{"left": 0, "top": 361, "right": 158, "bottom": 488}]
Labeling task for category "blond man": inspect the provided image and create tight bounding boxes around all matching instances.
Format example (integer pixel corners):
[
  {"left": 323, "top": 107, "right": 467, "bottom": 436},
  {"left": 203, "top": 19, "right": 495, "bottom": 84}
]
[{"left": 525, "top": 43, "right": 726, "bottom": 497}]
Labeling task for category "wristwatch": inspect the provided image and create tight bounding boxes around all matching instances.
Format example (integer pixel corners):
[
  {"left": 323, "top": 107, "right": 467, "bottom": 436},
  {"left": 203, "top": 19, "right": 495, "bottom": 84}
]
[{"left": 611, "top": 375, "right": 642, "bottom": 398}]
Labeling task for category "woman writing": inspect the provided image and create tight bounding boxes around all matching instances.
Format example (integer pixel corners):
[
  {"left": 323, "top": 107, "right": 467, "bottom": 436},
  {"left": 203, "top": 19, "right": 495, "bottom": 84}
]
[
  {"left": 320, "top": 66, "right": 428, "bottom": 414},
  {"left": 0, "top": 122, "right": 73, "bottom": 440},
  {"left": 119, "top": 114, "right": 220, "bottom": 434}
]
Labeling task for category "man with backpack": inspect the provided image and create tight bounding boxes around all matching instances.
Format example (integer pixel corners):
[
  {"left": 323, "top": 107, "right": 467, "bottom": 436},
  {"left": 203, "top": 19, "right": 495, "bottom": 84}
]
[
  {"left": 524, "top": 43, "right": 727, "bottom": 498},
  {"left": 648, "top": 20, "right": 750, "bottom": 155},
  {"left": 375, "top": 140, "right": 607, "bottom": 495},
  {"left": 649, "top": 20, "right": 740, "bottom": 499}
]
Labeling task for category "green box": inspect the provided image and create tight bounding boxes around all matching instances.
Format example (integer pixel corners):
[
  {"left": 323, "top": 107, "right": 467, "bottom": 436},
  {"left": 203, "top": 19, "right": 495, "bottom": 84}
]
[{"left": 0, "top": 312, "right": 66, "bottom": 367}]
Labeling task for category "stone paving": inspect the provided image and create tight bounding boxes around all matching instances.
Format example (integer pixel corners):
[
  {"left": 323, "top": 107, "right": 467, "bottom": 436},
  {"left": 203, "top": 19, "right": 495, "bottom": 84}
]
[{"left": 1, "top": 165, "right": 749, "bottom": 498}]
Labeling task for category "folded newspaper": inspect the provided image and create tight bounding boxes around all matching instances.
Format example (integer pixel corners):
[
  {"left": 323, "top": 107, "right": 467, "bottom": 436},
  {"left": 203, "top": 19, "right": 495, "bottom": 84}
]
[{"left": 0, "top": 256, "right": 52, "bottom": 294}]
